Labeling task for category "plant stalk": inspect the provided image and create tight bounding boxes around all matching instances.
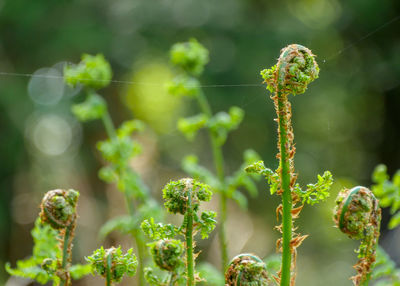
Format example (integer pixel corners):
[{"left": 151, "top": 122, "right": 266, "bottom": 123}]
[
  {"left": 196, "top": 91, "right": 228, "bottom": 270},
  {"left": 101, "top": 110, "right": 145, "bottom": 285},
  {"left": 185, "top": 189, "right": 194, "bottom": 286},
  {"left": 106, "top": 252, "right": 112, "bottom": 286},
  {"left": 60, "top": 223, "right": 73, "bottom": 286},
  {"left": 276, "top": 91, "right": 293, "bottom": 286},
  {"left": 101, "top": 108, "right": 117, "bottom": 139},
  {"left": 133, "top": 229, "right": 145, "bottom": 285}
]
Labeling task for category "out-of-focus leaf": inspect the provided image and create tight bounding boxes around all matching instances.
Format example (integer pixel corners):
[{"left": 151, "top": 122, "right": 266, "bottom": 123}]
[
  {"left": 70, "top": 264, "right": 92, "bottom": 280},
  {"left": 64, "top": 54, "right": 112, "bottom": 89},
  {"left": 72, "top": 93, "right": 106, "bottom": 122},
  {"left": 372, "top": 164, "right": 400, "bottom": 229},
  {"left": 208, "top": 106, "right": 244, "bottom": 146},
  {"left": 170, "top": 38, "right": 209, "bottom": 76},
  {"left": 178, "top": 114, "right": 208, "bottom": 140},
  {"left": 181, "top": 155, "right": 218, "bottom": 188}
]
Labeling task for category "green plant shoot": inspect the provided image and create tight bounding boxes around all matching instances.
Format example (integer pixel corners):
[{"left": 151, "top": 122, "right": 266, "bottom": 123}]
[
  {"left": 168, "top": 39, "right": 261, "bottom": 271},
  {"left": 246, "top": 44, "right": 333, "bottom": 286},
  {"left": 64, "top": 54, "right": 162, "bottom": 284},
  {"left": 86, "top": 246, "right": 138, "bottom": 286},
  {"left": 6, "top": 190, "right": 91, "bottom": 285},
  {"left": 334, "top": 186, "right": 381, "bottom": 285},
  {"left": 141, "top": 178, "right": 216, "bottom": 286}
]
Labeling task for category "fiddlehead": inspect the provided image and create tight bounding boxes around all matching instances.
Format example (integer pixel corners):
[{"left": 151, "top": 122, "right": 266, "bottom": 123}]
[
  {"left": 86, "top": 246, "right": 138, "bottom": 286},
  {"left": 40, "top": 189, "right": 79, "bottom": 286},
  {"left": 149, "top": 239, "right": 184, "bottom": 272},
  {"left": 143, "top": 178, "right": 215, "bottom": 285},
  {"left": 163, "top": 178, "right": 212, "bottom": 215},
  {"left": 334, "top": 186, "right": 381, "bottom": 285},
  {"left": 40, "top": 189, "right": 79, "bottom": 230},
  {"left": 257, "top": 44, "right": 321, "bottom": 286},
  {"left": 163, "top": 178, "right": 212, "bottom": 285},
  {"left": 225, "top": 253, "right": 271, "bottom": 286},
  {"left": 64, "top": 54, "right": 112, "bottom": 90}
]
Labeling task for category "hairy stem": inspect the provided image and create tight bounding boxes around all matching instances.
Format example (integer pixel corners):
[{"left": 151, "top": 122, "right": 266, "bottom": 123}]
[
  {"left": 196, "top": 91, "right": 228, "bottom": 270},
  {"left": 276, "top": 91, "right": 292, "bottom": 286},
  {"left": 60, "top": 223, "right": 74, "bottom": 286},
  {"left": 106, "top": 252, "right": 112, "bottom": 286},
  {"left": 185, "top": 190, "right": 194, "bottom": 286}
]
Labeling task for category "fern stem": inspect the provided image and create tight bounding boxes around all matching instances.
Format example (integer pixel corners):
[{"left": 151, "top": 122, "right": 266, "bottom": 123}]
[
  {"left": 101, "top": 108, "right": 117, "bottom": 139},
  {"left": 185, "top": 189, "right": 195, "bottom": 286},
  {"left": 100, "top": 109, "right": 145, "bottom": 285},
  {"left": 60, "top": 223, "right": 73, "bottom": 286},
  {"left": 196, "top": 91, "right": 228, "bottom": 270},
  {"left": 106, "top": 252, "right": 112, "bottom": 286},
  {"left": 133, "top": 231, "right": 145, "bottom": 285},
  {"left": 276, "top": 91, "right": 292, "bottom": 286}
]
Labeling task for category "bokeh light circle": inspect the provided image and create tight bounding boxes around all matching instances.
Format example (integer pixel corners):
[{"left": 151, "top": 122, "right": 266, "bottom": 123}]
[{"left": 28, "top": 68, "right": 64, "bottom": 105}]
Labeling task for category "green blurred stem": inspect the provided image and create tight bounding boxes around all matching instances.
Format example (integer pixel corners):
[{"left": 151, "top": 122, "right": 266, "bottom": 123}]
[
  {"left": 185, "top": 189, "right": 195, "bottom": 286},
  {"left": 100, "top": 109, "right": 145, "bottom": 285},
  {"left": 276, "top": 91, "right": 292, "bottom": 286},
  {"left": 101, "top": 109, "right": 117, "bottom": 139},
  {"left": 60, "top": 223, "right": 73, "bottom": 286},
  {"left": 196, "top": 91, "right": 228, "bottom": 270},
  {"left": 106, "top": 252, "right": 112, "bottom": 286}
]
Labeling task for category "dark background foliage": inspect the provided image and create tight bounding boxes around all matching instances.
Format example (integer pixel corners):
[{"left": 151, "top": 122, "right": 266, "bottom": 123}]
[{"left": 1, "top": 0, "right": 399, "bottom": 285}]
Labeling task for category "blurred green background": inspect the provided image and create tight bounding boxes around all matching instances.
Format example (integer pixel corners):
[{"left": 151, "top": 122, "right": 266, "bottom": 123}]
[{"left": 1, "top": 0, "right": 400, "bottom": 285}]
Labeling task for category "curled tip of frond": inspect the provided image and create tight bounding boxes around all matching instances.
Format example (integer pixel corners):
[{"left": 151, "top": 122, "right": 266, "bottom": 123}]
[
  {"left": 86, "top": 246, "right": 138, "bottom": 283},
  {"left": 261, "top": 44, "right": 319, "bottom": 95},
  {"left": 170, "top": 38, "right": 209, "bottom": 76},
  {"left": 150, "top": 239, "right": 184, "bottom": 272},
  {"left": 64, "top": 54, "right": 112, "bottom": 89},
  {"left": 40, "top": 189, "right": 79, "bottom": 229},
  {"left": 162, "top": 178, "right": 212, "bottom": 215},
  {"left": 333, "top": 186, "right": 381, "bottom": 240},
  {"left": 225, "top": 253, "right": 272, "bottom": 286}
]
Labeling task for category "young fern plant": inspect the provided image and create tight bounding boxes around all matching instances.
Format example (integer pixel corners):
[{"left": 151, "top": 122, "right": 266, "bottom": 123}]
[
  {"left": 168, "top": 39, "right": 261, "bottom": 270},
  {"left": 64, "top": 54, "right": 162, "bottom": 284},
  {"left": 6, "top": 189, "right": 91, "bottom": 285},
  {"left": 245, "top": 44, "right": 333, "bottom": 286},
  {"left": 86, "top": 246, "right": 138, "bottom": 286},
  {"left": 141, "top": 178, "right": 217, "bottom": 285},
  {"left": 333, "top": 186, "right": 382, "bottom": 285}
]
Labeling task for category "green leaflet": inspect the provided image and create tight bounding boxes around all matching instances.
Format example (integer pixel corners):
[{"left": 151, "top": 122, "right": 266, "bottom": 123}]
[
  {"left": 372, "top": 164, "right": 400, "bottom": 229},
  {"left": 245, "top": 161, "right": 279, "bottom": 195},
  {"left": 5, "top": 218, "right": 60, "bottom": 284},
  {"left": 295, "top": 171, "right": 333, "bottom": 205}
]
